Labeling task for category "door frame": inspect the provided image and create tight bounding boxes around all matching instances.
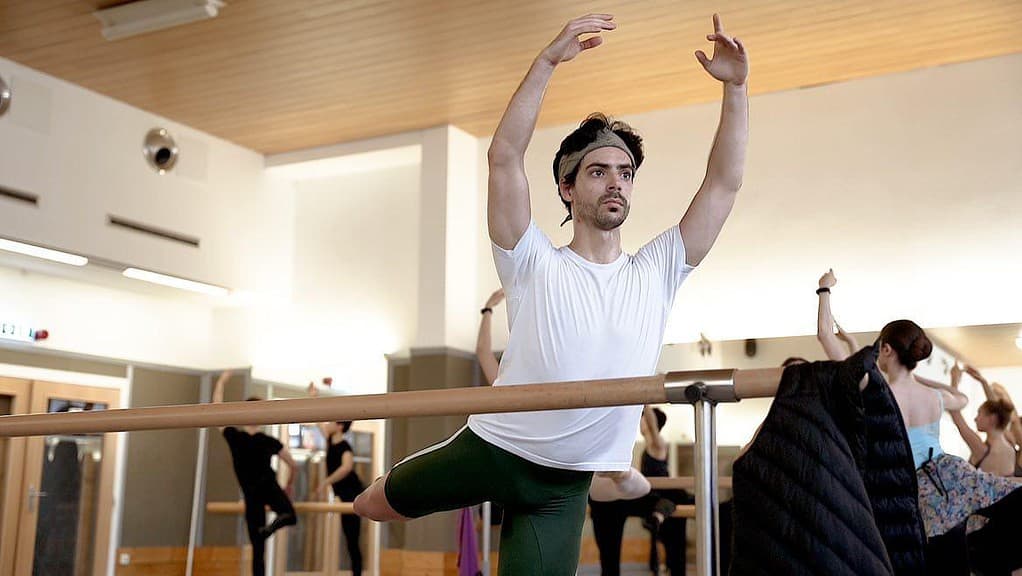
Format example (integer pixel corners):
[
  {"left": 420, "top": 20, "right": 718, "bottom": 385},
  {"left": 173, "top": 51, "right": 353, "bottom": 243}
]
[
  {"left": 0, "top": 363, "right": 128, "bottom": 576},
  {"left": 0, "top": 376, "right": 30, "bottom": 576},
  {"left": 14, "top": 380, "right": 121, "bottom": 576},
  {"left": 351, "top": 418, "right": 384, "bottom": 576}
]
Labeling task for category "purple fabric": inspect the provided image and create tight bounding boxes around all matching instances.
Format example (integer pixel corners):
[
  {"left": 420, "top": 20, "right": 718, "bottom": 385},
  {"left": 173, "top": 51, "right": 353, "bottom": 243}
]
[{"left": 457, "top": 507, "right": 480, "bottom": 576}]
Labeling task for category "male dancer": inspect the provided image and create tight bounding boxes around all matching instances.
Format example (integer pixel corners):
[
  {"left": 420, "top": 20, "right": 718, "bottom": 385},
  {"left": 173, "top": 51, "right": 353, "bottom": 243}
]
[{"left": 356, "top": 13, "right": 748, "bottom": 575}]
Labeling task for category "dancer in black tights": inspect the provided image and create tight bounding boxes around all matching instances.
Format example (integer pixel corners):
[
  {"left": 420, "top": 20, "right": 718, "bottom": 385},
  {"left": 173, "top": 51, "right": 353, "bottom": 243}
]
[
  {"left": 308, "top": 383, "right": 365, "bottom": 576},
  {"left": 214, "top": 371, "right": 297, "bottom": 576}
]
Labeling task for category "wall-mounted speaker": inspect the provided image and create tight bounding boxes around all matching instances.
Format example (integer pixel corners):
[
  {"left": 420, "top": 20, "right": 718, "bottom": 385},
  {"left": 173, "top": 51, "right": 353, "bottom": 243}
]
[
  {"left": 0, "top": 75, "right": 10, "bottom": 116},
  {"left": 143, "top": 128, "right": 178, "bottom": 174}
]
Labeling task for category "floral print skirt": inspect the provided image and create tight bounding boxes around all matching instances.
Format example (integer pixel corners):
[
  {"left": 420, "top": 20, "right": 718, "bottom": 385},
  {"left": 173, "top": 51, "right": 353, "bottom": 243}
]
[{"left": 916, "top": 453, "right": 1020, "bottom": 537}]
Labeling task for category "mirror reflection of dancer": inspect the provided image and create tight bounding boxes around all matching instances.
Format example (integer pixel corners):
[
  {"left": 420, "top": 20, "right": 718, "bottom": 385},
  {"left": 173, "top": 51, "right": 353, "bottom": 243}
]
[
  {"left": 307, "top": 383, "right": 365, "bottom": 576},
  {"left": 213, "top": 371, "right": 297, "bottom": 576},
  {"left": 817, "top": 273, "right": 1022, "bottom": 575},
  {"left": 949, "top": 364, "right": 1020, "bottom": 478},
  {"left": 356, "top": 13, "right": 748, "bottom": 574}
]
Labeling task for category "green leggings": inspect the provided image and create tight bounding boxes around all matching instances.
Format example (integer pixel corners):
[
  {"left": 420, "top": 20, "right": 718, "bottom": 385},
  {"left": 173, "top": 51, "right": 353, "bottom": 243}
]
[{"left": 385, "top": 426, "right": 593, "bottom": 575}]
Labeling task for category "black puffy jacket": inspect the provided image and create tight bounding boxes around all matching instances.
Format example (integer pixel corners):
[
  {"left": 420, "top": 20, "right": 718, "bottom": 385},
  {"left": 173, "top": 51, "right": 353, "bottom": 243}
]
[{"left": 729, "top": 347, "right": 926, "bottom": 576}]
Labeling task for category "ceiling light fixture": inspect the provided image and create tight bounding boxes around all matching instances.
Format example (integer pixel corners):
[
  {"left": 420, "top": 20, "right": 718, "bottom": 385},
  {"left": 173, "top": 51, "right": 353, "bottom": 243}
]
[
  {"left": 0, "top": 238, "right": 88, "bottom": 266},
  {"left": 93, "top": 0, "right": 226, "bottom": 41},
  {"left": 123, "top": 267, "right": 229, "bottom": 297}
]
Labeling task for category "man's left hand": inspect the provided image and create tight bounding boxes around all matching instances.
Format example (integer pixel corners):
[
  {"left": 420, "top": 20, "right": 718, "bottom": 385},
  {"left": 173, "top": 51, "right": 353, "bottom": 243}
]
[{"left": 695, "top": 14, "right": 748, "bottom": 86}]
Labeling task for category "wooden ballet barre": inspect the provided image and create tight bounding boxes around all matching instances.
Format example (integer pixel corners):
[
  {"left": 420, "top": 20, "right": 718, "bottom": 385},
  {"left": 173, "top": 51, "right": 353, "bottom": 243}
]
[
  {"left": 648, "top": 477, "right": 733, "bottom": 490},
  {"left": 0, "top": 368, "right": 782, "bottom": 437},
  {"left": 673, "top": 505, "right": 696, "bottom": 518},
  {"left": 207, "top": 501, "right": 354, "bottom": 515},
  {"left": 210, "top": 500, "right": 695, "bottom": 519}
]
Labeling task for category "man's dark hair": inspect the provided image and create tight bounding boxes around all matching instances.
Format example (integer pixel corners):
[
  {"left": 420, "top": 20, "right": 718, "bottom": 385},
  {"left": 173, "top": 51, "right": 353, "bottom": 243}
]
[
  {"left": 552, "top": 113, "right": 644, "bottom": 224},
  {"left": 335, "top": 421, "right": 353, "bottom": 433}
]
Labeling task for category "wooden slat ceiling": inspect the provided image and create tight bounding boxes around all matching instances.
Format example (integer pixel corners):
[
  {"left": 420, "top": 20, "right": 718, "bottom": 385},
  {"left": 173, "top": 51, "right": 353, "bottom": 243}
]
[{"left": 2, "top": 0, "right": 1021, "bottom": 155}]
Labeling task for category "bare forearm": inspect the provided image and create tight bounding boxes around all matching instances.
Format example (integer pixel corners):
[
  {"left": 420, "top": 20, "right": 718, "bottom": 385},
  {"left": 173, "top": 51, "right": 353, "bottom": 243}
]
[
  {"left": 702, "top": 83, "right": 748, "bottom": 193},
  {"left": 978, "top": 377, "right": 994, "bottom": 400},
  {"left": 916, "top": 376, "right": 970, "bottom": 410},
  {"left": 476, "top": 315, "right": 499, "bottom": 386},
  {"left": 324, "top": 466, "right": 353, "bottom": 486},
  {"left": 837, "top": 331, "right": 860, "bottom": 355},
  {"left": 641, "top": 406, "right": 658, "bottom": 434},
  {"left": 476, "top": 314, "right": 493, "bottom": 360},
  {"left": 678, "top": 83, "right": 748, "bottom": 265},
  {"left": 950, "top": 410, "right": 984, "bottom": 453},
  {"left": 279, "top": 460, "right": 294, "bottom": 487},
  {"left": 487, "top": 58, "right": 555, "bottom": 246},
  {"left": 212, "top": 371, "right": 231, "bottom": 404},
  {"left": 817, "top": 294, "right": 846, "bottom": 361},
  {"left": 489, "top": 58, "right": 556, "bottom": 160},
  {"left": 817, "top": 293, "right": 833, "bottom": 336}
]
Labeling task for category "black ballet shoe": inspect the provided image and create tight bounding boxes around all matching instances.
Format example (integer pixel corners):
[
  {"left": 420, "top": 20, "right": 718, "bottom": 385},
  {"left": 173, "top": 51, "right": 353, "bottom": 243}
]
[
  {"left": 644, "top": 497, "right": 677, "bottom": 531},
  {"left": 258, "top": 513, "right": 297, "bottom": 538}
]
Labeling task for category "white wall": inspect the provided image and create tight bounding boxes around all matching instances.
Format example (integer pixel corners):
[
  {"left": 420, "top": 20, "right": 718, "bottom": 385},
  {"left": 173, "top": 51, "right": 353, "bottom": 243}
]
[
  {"left": 0, "top": 56, "right": 295, "bottom": 370},
  {"left": 218, "top": 164, "right": 421, "bottom": 393},
  {"left": 476, "top": 53, "right": 1022, "bottom": 350},
  {"left": 0, "top": 266, "right": 217, "bottom": 367},
  {"left": 0, "top": 56, "right": 294, "bottom": 295}
]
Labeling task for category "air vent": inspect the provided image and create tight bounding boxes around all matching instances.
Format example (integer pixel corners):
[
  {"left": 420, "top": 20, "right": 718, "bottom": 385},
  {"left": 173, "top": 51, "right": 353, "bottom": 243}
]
[
  {"left": 0, "top": 185, "right": 39, "bottom": 207},
  {"left": 108, "top": 215, "right": 199, "bottom": 248}
]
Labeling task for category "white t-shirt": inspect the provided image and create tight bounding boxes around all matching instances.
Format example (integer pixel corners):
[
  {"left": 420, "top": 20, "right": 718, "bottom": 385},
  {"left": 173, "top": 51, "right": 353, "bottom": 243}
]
[{"left": 468, "top": 220, "right": 694, "bottom": 471}]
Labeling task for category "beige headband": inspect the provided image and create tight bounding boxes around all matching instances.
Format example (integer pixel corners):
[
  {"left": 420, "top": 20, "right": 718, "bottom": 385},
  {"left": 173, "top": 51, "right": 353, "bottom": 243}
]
[{"left": 556, "top": 129, "right": 636, "bottom": 184}]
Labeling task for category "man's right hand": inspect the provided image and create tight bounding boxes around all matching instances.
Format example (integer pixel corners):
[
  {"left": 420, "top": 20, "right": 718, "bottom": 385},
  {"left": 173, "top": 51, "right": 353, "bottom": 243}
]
[
  {"left": 539, "top": 14, "right": 615, "bottom": 67},
  {"left": 818, "top": 268, "right": 837, "bottom": 289}
]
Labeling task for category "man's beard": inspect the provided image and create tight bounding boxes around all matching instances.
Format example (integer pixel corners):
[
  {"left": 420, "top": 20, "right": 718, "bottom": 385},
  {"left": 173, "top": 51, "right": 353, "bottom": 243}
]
[{"left": 578, "top": 193, "right": 629, "bottom": 231}]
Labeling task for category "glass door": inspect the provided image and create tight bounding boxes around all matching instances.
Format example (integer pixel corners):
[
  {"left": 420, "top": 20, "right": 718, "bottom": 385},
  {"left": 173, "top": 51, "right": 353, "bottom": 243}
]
[{"left": 14, "top": 381, "right": 119, "bottom": 576}]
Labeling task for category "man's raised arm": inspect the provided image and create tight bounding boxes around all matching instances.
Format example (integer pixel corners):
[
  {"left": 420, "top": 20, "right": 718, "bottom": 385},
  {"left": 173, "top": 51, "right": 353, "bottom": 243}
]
[
  {"left": 488, "top": 14, "right": 615, "bottom": 249},
  {"left": 679, "top": 14, "right": 749, "bottom": 267}
]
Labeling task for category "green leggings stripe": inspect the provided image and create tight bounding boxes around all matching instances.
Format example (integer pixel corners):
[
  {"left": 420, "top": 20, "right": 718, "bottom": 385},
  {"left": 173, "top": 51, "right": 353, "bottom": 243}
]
[{"left": 385, "top": 427, "right": 593, "bottom": 575}]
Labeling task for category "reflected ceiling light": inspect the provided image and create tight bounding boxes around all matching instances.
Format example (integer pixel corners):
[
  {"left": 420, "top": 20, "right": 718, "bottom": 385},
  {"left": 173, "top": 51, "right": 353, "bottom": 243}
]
[
  {"left": 0, "top": 238, "right": 88, "bottom": 266},
  {"left": 94, "top": 0, "right": 226, "bottom": 41},
  {"left": 1016, "top": 336, "right": 1022, "bottom": 351},
  {"left": 123, "top": 267, "right": 229, "bottom": 296}
]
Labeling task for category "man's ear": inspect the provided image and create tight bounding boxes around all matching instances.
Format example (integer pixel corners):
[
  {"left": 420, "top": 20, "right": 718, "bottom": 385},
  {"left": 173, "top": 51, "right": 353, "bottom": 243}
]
[{"left": 559, "top": 180, "right": 574, "bottom": 203}]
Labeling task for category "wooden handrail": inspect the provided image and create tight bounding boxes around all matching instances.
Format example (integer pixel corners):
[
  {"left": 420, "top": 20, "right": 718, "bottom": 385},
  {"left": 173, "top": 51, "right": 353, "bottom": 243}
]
[
  {"left": 0, "top": 368, "right": 782, "bottom": 437},
  {"left": 648, "top": 476, "right": 733, "bottom": 490},
  {"left": 206, "top": 501, "right": 355, "bottom": 515}
]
